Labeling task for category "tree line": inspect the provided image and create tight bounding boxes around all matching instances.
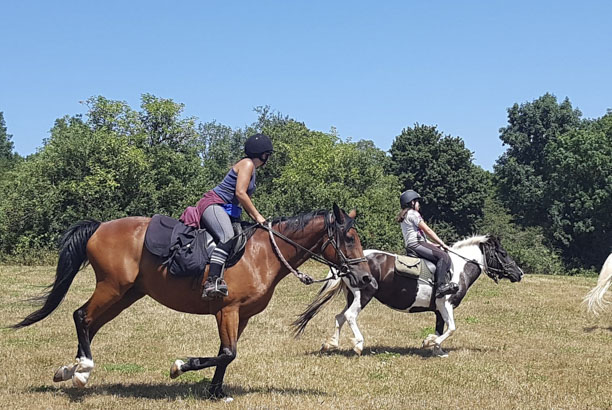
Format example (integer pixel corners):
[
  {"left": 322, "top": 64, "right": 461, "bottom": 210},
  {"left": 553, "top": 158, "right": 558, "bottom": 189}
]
[{"left": 0, "top": 93, "right": 610, "bottom": 273}]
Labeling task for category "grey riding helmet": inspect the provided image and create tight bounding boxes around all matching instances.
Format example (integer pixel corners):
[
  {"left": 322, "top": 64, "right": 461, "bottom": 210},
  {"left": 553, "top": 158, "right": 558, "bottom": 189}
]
[{"left": 400, "top": 190, "right": 422, "bottom": 209}]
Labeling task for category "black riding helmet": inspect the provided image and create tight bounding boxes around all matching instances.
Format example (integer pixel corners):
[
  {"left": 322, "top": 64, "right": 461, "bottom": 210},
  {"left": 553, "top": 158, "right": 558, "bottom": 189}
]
[
  {"left": 244, "top": 133, "right": 274, "bottom": 160},
  {"left": 400, "top": 190, "right": 422, "bottom": 209}
]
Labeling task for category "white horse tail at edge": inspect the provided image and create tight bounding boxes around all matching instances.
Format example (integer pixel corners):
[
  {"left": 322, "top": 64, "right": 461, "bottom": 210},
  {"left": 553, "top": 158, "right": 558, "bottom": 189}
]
[{"left": 583, "top": 253, "right": 612, "bottom": 316}]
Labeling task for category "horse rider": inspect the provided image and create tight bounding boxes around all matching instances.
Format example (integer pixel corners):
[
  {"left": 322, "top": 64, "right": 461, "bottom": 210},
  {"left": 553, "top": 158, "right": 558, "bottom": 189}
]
[
  {"left": 396, "top": 189, "right": 459, "bottom": 298},
  {"left": 180, "top": 133, "right": 272, "bottom": 299}
]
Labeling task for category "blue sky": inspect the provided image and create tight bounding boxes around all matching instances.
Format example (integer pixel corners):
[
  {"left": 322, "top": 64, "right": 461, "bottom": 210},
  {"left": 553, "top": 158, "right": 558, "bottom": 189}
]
[{"left": 1, "top": 1, "right": 610, "bottom": 170}]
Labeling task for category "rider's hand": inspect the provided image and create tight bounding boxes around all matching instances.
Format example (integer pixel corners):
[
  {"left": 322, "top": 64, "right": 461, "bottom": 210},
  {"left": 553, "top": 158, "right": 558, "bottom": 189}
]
[{"left": 255, "top": 215, "right": 267, "bottom": 225}]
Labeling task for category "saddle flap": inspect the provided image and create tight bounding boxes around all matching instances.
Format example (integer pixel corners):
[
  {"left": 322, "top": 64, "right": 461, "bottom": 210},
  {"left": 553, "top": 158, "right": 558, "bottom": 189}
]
[{"left": 395, "top": 255, "right": 421, "bottom": 278}]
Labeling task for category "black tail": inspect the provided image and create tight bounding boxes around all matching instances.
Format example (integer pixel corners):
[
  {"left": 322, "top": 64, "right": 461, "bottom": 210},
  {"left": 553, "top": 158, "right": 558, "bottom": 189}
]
[{"left": 12, "top": 220, "right": 101, "bottom": 329}]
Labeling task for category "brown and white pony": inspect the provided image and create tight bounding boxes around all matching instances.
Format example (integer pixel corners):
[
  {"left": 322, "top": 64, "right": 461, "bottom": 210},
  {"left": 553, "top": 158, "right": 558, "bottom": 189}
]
[{"left": 293, "top": 235, "right": 523, "bottom": 357}]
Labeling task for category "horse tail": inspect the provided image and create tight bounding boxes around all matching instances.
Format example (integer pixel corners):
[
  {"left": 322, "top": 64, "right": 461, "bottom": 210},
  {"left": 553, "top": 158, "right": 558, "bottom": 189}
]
[
  {"left": 12, "top": 220, "right": 101, "bottom": 329},
  {"left": 291, "top": 271, "right": 344, "bottom": 337},
  {"left": 583, "top": 253, "right": 612, "bottom": 316}
]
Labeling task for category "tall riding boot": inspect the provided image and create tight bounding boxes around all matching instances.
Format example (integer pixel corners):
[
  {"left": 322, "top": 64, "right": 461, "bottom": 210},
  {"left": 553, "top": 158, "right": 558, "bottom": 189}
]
[{"left": 435, "top": 270, "right": 458, "bottom": 298}]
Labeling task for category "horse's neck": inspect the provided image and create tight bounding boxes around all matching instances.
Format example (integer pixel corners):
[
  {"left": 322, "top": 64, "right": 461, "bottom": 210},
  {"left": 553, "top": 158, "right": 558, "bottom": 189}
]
[
  {"left": 270, "top": 217, "right": 327, "bottom": 274},
  {"left": 454, "top": 244, "right": 485, "bottom": 289}
]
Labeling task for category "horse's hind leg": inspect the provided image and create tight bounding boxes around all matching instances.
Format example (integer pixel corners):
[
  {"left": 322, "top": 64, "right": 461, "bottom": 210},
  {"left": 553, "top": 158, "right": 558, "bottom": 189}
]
[
  {"left": 322, "top": 287, "right": 350, "bottom": 352},
  {"left": 54, "top": 281, "right": 139, "bottom": 387}
]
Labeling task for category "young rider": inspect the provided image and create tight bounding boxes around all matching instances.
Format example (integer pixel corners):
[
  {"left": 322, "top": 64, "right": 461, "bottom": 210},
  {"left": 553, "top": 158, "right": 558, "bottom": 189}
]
[{"left": 397, "top": 189, "right": 458, "bottom": 298}]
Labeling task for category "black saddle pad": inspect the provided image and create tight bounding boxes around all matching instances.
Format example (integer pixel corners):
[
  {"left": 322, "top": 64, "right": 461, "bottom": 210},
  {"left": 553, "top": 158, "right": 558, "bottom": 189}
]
[
  {"left": 144, "top": 214, "right": 248, "bottom": 277},
  {"left": 145, "top": 215, "right": 180, "bottom": 259}
]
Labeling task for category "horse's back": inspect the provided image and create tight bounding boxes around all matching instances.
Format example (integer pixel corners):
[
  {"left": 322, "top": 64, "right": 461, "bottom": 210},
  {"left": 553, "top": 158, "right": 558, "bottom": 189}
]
[{"left": 87, "top": 216, "right": 152, "bottom": 282}]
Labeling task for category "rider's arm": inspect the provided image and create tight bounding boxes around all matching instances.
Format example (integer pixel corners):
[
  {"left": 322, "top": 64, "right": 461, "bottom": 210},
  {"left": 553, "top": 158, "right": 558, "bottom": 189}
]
[
  {"left": 234, "top": 159, "right": 266, "bottom": 224},
  {"left": 418, "top": 220, "right": 448, "bottom": 249}
]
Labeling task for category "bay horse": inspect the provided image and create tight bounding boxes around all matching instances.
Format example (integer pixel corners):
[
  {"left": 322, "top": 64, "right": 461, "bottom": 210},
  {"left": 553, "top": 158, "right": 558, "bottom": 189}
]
[
  {"left": 13, "top": 204, "right": 373, "bottom": 400},
  {"left": 293, "top": 235, "right": 523, "bottom": 357},
  {"left": 583, "top": 252, "right": 612, "bottom": 316}
]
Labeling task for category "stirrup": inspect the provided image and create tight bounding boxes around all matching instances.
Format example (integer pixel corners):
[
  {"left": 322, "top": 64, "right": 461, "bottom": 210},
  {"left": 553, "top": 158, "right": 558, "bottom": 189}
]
[
  {"left": 435, "top": 282, "right": 458, "bottom": 298},
  {"left": 202, "top": 277, "right": 228, "bottom": 299}
]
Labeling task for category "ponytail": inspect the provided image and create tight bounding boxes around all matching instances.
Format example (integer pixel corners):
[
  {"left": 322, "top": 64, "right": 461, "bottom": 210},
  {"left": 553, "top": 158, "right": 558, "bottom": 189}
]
[{"left": 396, "top": 208, "right": 409, "bottom": 223}]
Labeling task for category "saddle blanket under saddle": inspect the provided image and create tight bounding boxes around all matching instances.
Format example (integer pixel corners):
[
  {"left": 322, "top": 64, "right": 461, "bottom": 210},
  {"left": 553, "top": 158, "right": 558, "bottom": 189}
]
[
  {"left": 144, "top": 214, "right": 213, "bottom": 277},
  {"left": 394, "top": 255, "right": 434, "bottom": 283}
]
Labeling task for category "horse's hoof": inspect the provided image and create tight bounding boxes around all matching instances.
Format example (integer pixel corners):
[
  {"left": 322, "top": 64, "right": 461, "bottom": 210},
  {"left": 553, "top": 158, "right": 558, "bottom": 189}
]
[
  {"left": 422, "top": 334, "right": 437, "bottom": 348},
  {"left": 353, "top": 344, "right": 363, "bottom": 356},
  {"left": 53, "top": 364, "right": 75, "bottom": 382},
  {"left": 72, "top": 371, "right": 90, "bottom": 388},
  {"left": 432, "top": 346, "right": 449, "bottom": 358},
  {"left": 170, "top": 360, "right": 184, "bottom": 379},
  {"left": 321, "top": 342, "right": 338, "bottom": 352},
  {"left": 223, "top": 397, "right": 234, "bottom": 403}
]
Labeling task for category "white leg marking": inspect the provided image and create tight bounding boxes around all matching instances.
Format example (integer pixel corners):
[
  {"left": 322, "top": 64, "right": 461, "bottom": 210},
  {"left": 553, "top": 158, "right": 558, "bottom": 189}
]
[
  {"left": 170, "top": 359, "right": 185, "bottom": 379},
  {"left": 433, "top": 301, "right": 456, "bottom": 350},
  {"left": 72, "top": 357, "right": 94, "bottom": 388},
  {"left": 322, "top": 310, "right": 345, "bottom": 352},
  {"left": 343, "top": 289, "right": 365, "bottom": 355}
]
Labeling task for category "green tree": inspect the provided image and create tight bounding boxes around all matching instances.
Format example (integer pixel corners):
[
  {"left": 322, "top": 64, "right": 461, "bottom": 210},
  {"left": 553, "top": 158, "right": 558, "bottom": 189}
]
[
  {"left": 0, "top": 112, "right": 19, "bottom": 176},
  {"left": 543, "top": 113, "right": 612, "bottom": 266},
  {"left": 494, "top": 94, "right": 582, "bottom": 226},
  {"left": 387, "top": 124, "right": 488, "bottom": 240},
  {"left": 0, "top": 95, "right": 204, "bottom": 259}
]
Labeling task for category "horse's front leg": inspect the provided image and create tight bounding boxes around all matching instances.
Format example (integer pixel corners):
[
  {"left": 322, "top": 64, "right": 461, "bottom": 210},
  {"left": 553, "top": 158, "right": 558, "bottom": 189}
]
[
  {"left": 171, "top": 309, "right": 241, "bottom": 401},
  {"left": 423, "top": 300, "right": 456, "bottom": 357}
]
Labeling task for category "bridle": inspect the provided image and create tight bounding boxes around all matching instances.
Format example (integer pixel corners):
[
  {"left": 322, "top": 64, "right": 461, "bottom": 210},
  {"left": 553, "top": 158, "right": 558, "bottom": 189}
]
[
  {"left": 480, "top": 241, "right": 518, "bottom": 282},
  {"left": 445, "top": 239, "right": 513, "bottom": 283},
  {"left": 262, "top": 211, "right": 368, "bottom": 285}
]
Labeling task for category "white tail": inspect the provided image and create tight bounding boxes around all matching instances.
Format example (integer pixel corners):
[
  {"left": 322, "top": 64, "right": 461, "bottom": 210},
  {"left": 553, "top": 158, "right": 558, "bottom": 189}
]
[{"left": 583, "top": 253, "right": 612, "bottom": 316}]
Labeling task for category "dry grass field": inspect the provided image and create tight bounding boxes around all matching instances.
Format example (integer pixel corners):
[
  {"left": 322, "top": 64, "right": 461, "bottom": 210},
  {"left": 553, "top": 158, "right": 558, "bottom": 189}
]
[{"left": 1, "top": 262, "right": 611, "bottom": 409}]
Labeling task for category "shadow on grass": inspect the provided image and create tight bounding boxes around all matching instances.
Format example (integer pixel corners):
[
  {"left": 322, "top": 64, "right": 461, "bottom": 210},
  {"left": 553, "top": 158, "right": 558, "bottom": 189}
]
[
  {"left": 29, "top": 381, "right": 327, "bottom": 402},
  {"left": 583, "top": 326, "right": 612, "bottom": 333},
  {"left": 306, "top": 344, "right": 484, "bottom": 358}
]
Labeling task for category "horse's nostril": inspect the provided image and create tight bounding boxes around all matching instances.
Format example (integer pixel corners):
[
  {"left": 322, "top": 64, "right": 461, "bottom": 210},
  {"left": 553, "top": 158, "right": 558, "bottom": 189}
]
[{"left": 363, "top": 276, "right": 371, "bottom": 283}]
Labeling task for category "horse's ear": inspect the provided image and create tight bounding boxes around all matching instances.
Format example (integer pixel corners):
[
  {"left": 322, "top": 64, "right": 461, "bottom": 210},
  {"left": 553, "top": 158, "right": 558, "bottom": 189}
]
[
  {"left": 333, "top": 203, "right": 345, "bottom": 224},
  {"left": 348, "top": 209, "right": 356, "bottom": 219}
]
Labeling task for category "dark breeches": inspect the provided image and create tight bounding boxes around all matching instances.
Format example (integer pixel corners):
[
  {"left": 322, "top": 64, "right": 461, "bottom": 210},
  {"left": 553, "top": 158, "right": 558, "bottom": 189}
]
[{"left": 408, "top": 242, "right": 451, "bottom": 284}]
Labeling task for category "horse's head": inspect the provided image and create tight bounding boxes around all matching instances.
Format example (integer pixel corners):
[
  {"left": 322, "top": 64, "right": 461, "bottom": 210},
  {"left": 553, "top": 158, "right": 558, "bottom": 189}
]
[
  {"left": 321, "top": 204, "right": 375, "bottom": 290},
  {"left": 481, "top": 236, "right": 523, "bottom": 283}
]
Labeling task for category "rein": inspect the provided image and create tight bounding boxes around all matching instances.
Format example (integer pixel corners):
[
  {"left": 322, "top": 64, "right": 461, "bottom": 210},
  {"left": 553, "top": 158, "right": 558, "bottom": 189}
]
[{"left": 262, "top": 212, "right": 367, "bottom": 285}]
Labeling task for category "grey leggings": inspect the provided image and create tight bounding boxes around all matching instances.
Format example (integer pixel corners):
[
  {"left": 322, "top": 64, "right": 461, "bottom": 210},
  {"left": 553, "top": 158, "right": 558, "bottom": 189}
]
[
  {"left": 408, "top": 242, "right": 451, "bottom": 285},
  {"left": 201, "top": 205, "right": 234, "bottom": 244}
]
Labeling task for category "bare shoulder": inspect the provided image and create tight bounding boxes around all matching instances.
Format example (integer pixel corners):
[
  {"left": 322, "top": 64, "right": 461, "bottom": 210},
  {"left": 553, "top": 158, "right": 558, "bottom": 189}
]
[{"left": 234, "top": 158, "right": 254, "bottom": 173}]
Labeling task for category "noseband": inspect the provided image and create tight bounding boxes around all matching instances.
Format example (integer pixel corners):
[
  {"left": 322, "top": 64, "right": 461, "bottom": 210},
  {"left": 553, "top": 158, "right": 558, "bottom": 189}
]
[{"left": 263, "top": 212, "right": 367, "bottom": 285}]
